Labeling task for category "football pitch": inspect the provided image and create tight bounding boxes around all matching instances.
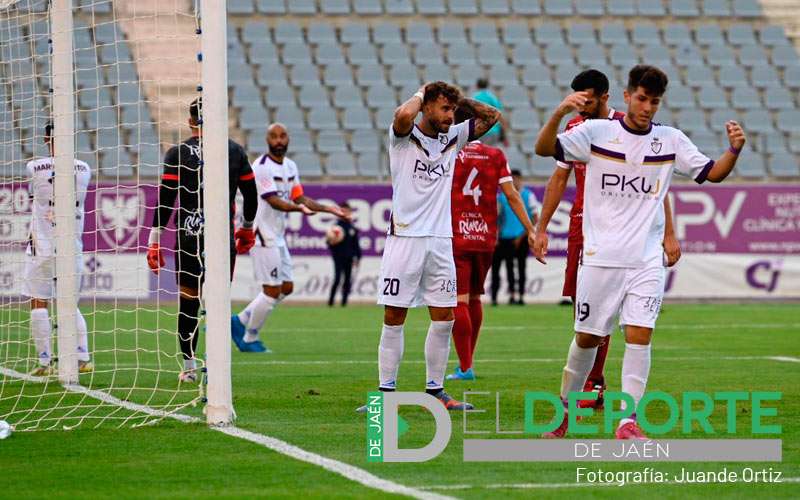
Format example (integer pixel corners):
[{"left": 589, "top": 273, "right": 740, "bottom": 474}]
[{"left": 1, "top": 302, "right": 799, "bottom": 499}]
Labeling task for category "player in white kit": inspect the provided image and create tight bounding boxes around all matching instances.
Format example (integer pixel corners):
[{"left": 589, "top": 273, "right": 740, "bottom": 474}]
[
  {"left": 357, "top": 82, "right": 501, "bottom": 412},
  {"left": 534, "top": 65, "right": 746, "bottom": 438},
  {"left": 231, "top": 123, "right": 347, "bottom": 352},
  {"left": 24, "top": 123, "right": 93, "bottom": 376}
]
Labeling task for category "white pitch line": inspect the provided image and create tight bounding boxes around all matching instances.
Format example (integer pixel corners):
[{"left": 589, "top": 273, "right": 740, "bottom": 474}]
[
  {"left": 421, "top": 477, "right": 800, "bottom": 491},
  {"left": 0, "top": 367, "right": 452, "bottom": 500}
]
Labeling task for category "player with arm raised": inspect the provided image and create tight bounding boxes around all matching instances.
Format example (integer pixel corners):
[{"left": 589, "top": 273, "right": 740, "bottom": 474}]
[
  {"left": 25, "top": 123, "right": 93, "bottom": 376},
  {"left": 230, "top": 123, "right": 347, "bottom": 352},
  {"left": 356, "top": 81, "right": 500, "bottom": 412},
  {"left": 534, "top": 69, "right": 681, "bottom": 411},
  {"left": 534, "top": 65, "right": 745, "bottom": 439},
  {"left": 146, "top": 98, "right": 258, "bottom": 382},
  {"left": 445, "top": 105, "right": 535, "bottom": 381}
]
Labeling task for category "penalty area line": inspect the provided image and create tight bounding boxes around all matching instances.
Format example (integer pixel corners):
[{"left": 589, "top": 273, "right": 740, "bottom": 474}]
[{"left": 0, "top": 367, "right": 452, "bottom": 500}]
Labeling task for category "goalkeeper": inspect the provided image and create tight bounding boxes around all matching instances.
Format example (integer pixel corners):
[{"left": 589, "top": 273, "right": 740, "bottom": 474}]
[{"left": 147, "top": 98, "right": 258, "bottom": 382}]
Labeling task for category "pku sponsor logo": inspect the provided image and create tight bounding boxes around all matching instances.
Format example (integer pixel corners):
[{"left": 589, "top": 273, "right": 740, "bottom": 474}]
[
  {"left": 601, "top": 174, "right": 661, "bottom": 195},
  {"left": 414, "top": 159, "right": 446, "bottom": 179}
]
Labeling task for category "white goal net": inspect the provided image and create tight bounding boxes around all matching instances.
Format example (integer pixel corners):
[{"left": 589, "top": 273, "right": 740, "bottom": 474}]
[{"left": 0, "top": 0, "right": 233, "bottom": 430}]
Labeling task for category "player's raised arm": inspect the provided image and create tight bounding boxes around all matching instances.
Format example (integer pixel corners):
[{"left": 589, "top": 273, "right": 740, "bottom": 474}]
[
  {"left": 392, "top": 84, "right": 425, "bottom": 137},
  {"left": 534, "top": 91, "right": 589, "bottom": 157},
  {"left": 294, "top": 193, "right": 348, "bottom": 220},
  {"left": 705, "top": 121, "right": 747, "bottom": 183},
  {"left": 455, "top": 97, "right": 501, "bottom": 141},
  {"left": 147, "top": 147, "right": 180, "bottom": 273}
]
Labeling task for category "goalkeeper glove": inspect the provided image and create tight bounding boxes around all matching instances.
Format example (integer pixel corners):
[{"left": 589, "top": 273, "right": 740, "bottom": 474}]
[
  {"left": 147, "top": 243, "right": 165, "bottom": 274},
  {"left": 234, "top": 227, "right": 256, "bottom": 254}
]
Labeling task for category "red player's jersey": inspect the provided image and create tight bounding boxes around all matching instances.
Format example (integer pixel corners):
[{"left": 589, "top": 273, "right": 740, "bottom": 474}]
[
  {"left": 562, "top": 108, "right": 625, "bottom": 244},
  {"left": 451, "top": 142, "right": 512, "bottom": 253}
]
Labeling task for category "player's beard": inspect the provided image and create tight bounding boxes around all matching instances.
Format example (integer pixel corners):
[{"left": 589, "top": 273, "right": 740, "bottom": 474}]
[
  {"left": 269, "top": 143, "right": 288, "bottom": 157},
  {"left": 431, "top": 118, "right": 452, "bottom": 134}
]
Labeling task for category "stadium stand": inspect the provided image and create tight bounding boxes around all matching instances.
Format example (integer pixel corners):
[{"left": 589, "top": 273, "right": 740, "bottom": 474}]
[{"left": 1, "top": 0, "right": 798, "bottom": 180}]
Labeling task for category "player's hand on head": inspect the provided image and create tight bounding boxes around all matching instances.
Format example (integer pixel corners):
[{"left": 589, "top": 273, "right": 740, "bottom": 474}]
[
  {"left": 146, "top": 243, "right": 165, "bottom": 274},
  {"left": 234, "top": 227, "right": 256, "bottom": 254},
  {"left": 725, "top": 121, "right": 746, "bottom": 150},
  {"left": 532, "top": 231, "right": 548, "bottom": 264},
  {"left": 557, "top": 91, "right": 589, "bottom": 116},
  {"left": 663, "top": 233, "right": 682, "bottom": 267}
]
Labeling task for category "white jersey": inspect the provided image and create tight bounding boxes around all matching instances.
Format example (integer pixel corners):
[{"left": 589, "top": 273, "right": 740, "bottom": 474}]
[
  {"left": 387, "top": 120, "right": 473, "bottom": 237},
  {"left": 556, "top": 117, "right": 713, "bottom": 268},
  {"left": 26, "top": 157, "right": 92, "bottom": 257},
  {"left": 252, "top": 154, "right": 303, "bottom": 247}
]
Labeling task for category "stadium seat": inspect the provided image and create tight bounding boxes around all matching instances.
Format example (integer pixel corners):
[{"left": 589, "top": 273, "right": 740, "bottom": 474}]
[
  {"left": 510, "top": 0, "right": 541, "bottom": 15},
  {"left": 576, "top": 0, "right": 604, "bottom": 16},
  {"left": 732, "top": 0, "right": 761, "bottom": 17},
  {"left": 760, "top": 134, "right": 789, "bottom": 154},
  {"left": 414, "top": 43, "right": 445, "bottom": 65},
  {"left": 730, "top": 87, "right": 762, "bottom": 110},
  {"left": 666, "top": 86, "right": 696, "bottom": 109},
  {"left": 319, "top": 0, "right": 350, "bottom": 15},
  {"left": 228, "top": 0, "right": 255, "bottom": 14},
  {"left": 765, "top": 88, "right": 796, "bottom": 110},
  {"left": 508, "top": 107, "right": 536, "bottom": 131},
  {"left": 506, "top": 149, "right": 532, "bottom": 175},
  {"left": 388, "top": 63, "right": 422, "bottom": 87},
  {"left": 669, "top": 0, "right": 699, "bottom": 17},
  {"left": 742, "top": 109, "right": 775, "bottom": 133},
  {"left": 315, "top": 44, "right": 346, "bottom": 65},
  {"left": 242, "top": 21, "right": 269, "bottom": 44},
  {"left": 675, "top": 109, "right": 707, "bottom": 132},
  {"left": 685, "top": 66, "right": 715, "bottom": 87},
  {"left": 356, "top": 63, "right": 387, "bottom": 86},
  {"left": 735, "top": 149, "right": 767, "bottom": 178},
  {"left": 608, "top": 45, "right": 639, "bottom": 68},
  {"left": 298, "top": 85, "right": 329, "bottom": 108},
  {"left": 717, "top": 66, "right": 749, "bottom": 89},
  {"left": 567, "top": 23, "right": 596, "bottom": 45},
  {"left": 697, "top": 85, "right": 727, "bottom": 110},
  {"left": 533, "top": 86, "right": 562, "bottom": 109},
  {"left": 784, "top": 66, "right": 800, "bottom": 90},
  {"left": 348, "top": 44, "right": 380, "bottom": 65},
  {"left": 374, "top": 107, "right": 396, "bottom": 127},
  {"left": 357, "top": 152, "right": 385, "bottom": 177},
  {"left": 273, "top": 23, "right": 303, "bottom": 44},
  {"left": 750, "top": 64, "right": 781, "bottom": 89},
  {"left": 380, "top": 43, "right": 410, "bottom": 65},
  {"left": 759, "top": 25, "right": 790, "bottom": 47},
  {"left": 290, "top": 131, "right": 315, "bottom": 153},
  {"left": 481, "top": 0, "right": 511, "bottom": 16},
  {"left": 521, "top": 64, "right": 552, "bottom": 86},
  {"left": 256, "top": 65, "right": 288, "bottom": 86},
  {"left": 768, "top": 152, "right": 800, "bottom": 177},
  {"left": 289, "top": 63, "right": 320, "bottom": 85},
  {"left": 502, "top": 22, "right": 532, "bottom": 45},
  {"left": 366, "top": 85, "right": 396, "bottom": 108},
  {"left": 274, "top": 107, "right": 305, "bottom": 129},
  {"left": 543, "top": 0, "right": 573, "bottom": 16},
  {"left": 631, "top": 24, "right": 660, "bottom": 46},
  {"left": 307, "top": 107, "right": 340, "bottom": 131},
  {"left": 282, "top": 42, "right": 313, "bottom": 65},
  {"left": 385, "top": 0, "right": 414, "bottom": 15},
  {"left": 703, "top": 0, "right": 731, "bottom": 17},
  {"left": 530, "top": 154, "right": 555, "bottom": 177},
  {"left": 287, "top": 0, "right": 316, "bottom": 15},
  {"left": 447, "top": 43, "right": 478, "bottom": 65},
  {"left": 640, "top": 44, "right": 671, "bottom": 67},
  {"left": 772, "top": 46, "right": 800, "bottom": 68},
  {"left": 416, "top": 0, "right": 446, "bottom": 15},
  {"left": 423, "top": 64, "right": 453, "bottom": 82},
  {"left": 739, "top": 46, "right": 768, "bottom": 67},
  {"left": 512, "top": 43, "right": 544, "bottom": 67},
  {"left": 248, "top": 41, "right": 280, "bottom": 64},
  {"left": 635, "top": 0, "right": 665, "bottom": 15},
  {"left": 500, "top": 85, "right": 531, "bottom": 108},
  {"left": 332, "top": 86, "right": 364, "bottom": 107},
  {"left": 663, "top": 23, "right": 692, "bottom": 46},
  {"left": 340, "top": 23, "right": 370, "bottom": 44},
  {"left": 406, "top": 24, "right": 434, "bottom": 45},
  {"left": 372, "top": 22, "right": 402, "bottom": 45},
  {"left": 307, "top": 23, "right": 337, "bottom": 45},
  {"left": 599, "top": 23, "right": 628, "bottom": 45},
  {"left": 697, "top": 24, "right": 726, "bottom": 47},
  {"left": 534, "top": 24, "right": 564, "bottom": 46},
  {"left": 439, "top": 22, "right": 468, "bottom": 44},
  {"left": 232, "top": 85, "right": 262, "bottom": 107},
  {"left": 327, "top": 152, "right": 359, "bottom": 177},
  {"left": 727, "top": 24, "right": 756, "bottom": 46},
  {"left": 351, "top": 130, "right": 382, "bottom": 152},
  {"left": 688, "top": 130, "right": 720, "bottom": 151},
  {"left": 706, "top": 46, "right": 736, "bottom": 67},
  {"left": 450, "top": 0, "right": 479, "bottom": 15},
  {"left": 239, "top": 107, "right": 268, "bottom": 129},
  {"left": 544, "top": 44, "right": 573, "bottom": 66},
  {"left": 489, "top": 63, "right": 520, "bottom": 86},
  {"left": 471, "top": 22, "right": 500, "bottom": 44},
  {"left": 292, "top": 153, "right": 324, "bottom": 176},
  {"left": 607, "top": 0, "right": 636, "bottom": 16},
  {"left": 455, "top": 65, "right": 484, "bottom": 88},
  {"left": 788, "top": 133, "right": 800, "bottom": 154},
  {"left": 477, "top": 43, "right": 507, "bottom": 65},
  {"left": 575, "top": 44, "right": 607, "bottom": 67},
  {"left": 316, "top": 131, "right": 349, "bottom": 153}
]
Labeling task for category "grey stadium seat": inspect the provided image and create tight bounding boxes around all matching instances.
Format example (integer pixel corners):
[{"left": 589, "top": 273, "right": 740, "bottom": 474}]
[
  {"left": 340, "top": 23, "right": 370, "bottom": 44},
  {"left": 351, "top": 130, "right": 381, "bottom": 152},
  {"left": 768, "top": 152, "right": 800, "bottom": 177},
  {"left": 307, "top": 107, "right": 340, "bottom": 131},
  {"left": 509, "top": 107, "right": 536, "bottom": 131},
  {"left": 576, "top": 0, "right": 604, "bottom": 16},
  {"left": 760, "top": 134, "right": 788, "bottom": 154},
  {"left": 319, "top": 0, "right": 350, "bottom": 15},
  {"left": 406, "top": 24, "right": 434, "bottom": 45},
  {"left": 698, "top": 85, "right": 728, "bottom": 109},
  {"left": 490, "top": 63, "right": 520, "bottom": 86},
  {"left": 324, "top": 64, "right": 353, "bottom": 86},
  {"left": 273, "top": 106, "right": 305, "bottom": 129},
  {"left": 455, "top": 66, "right": 484, "bottom": 87},
  {"left": 750, "top": 65, "right": 781, "bottom": 89},
  {"left": 731, "top": 87, "right": 762, "bottom": 110},
  {"left": 482, "top": 0, "right": 511, "bottom": 16},
  {"left": 477, "top": 43, "right": 507, "bottom": 65},
  {"left": 675, "top": 109, "right": 708, "bottom": 133},
  {"left": 471, "top": 22, "right": 500, "bottom": 44},
  {"left": 533, "top": 86, "right": 562, "bottom": 109},
  {"left": 348, "top": 44, "right": 379, "bottom": 65},
  {"left": 663, "top": 24, "right": 691, "bottom": 46},
  {"left": 674, "top": 45, "right": 704, "bottom": 66},
  {"left": 732, "top": 0, "right": 761, "bottom": 18},
  {"left": 316, "top": 131, "right": 349, "bottom": 154},
  {"left": 669, "top": 0, "right": 699, "bottom": 17},
  {"left": 544, "top": 45, "right": 573, "bottom": 66},
  {"left": 372, "top": 22, "right": 402, "bottom": 45},
  {"left": 287, "top": 0, "right": 316, "bottom": 15},
  {"left": 356, "top": 63, "right": 386, "bottom": 86},
  {"left": 640, "top": 44, "right": 671, "bottom": 67},
  {"left": 366, "top": 85, "right": 397, "bottom": 108},
  {"left": 706, "top": 46, "right": 736, "bottom": 67},
  {"left": 385, "top": 0, "right": 414, "bottom": 15},
  {"left": 727, "top": 23, "right": 756, "bottom": 45},
  {"left": 273, "top": 23, "right": 303, "bottom": 44},
  {"left": 534, "top": 24, "right": 564, "bottom": 46},
  {"left": 765, "top": 88, "right": 796, "bottom": 110},
  {"left": 608, "top": 45, "right": 638, "bottom": 68},
  {"left": 357, "top": 152, "right": 385, "bottom": 177},
  {"left": 784, "top": 66, "right": 800, "bottom": 89},
  {"left": 439, "top": 22, "right": 468, "bottom": 44},
  {"left": 567, "top": 23, "right": 596, "bottom": 45},
  {"left": 632, "top": 24, "right": 660, "bottom": 45},
  {"left": 447, "top": 43, "right": 478, "bottom": 65},
  {"left": 503, "top": 22, "right": 533, "bottom": 45},
  {"left": 600, "top": 23, "right": 628, "bottom": 45},
  {"left": 717, "top": 66, "right": 749, "bottom": 89},
  {"left": 512, "top": 43, "right": 544, "bottom": 68},
  {"left": 739, "top": 46, "right": 768, "bottom": 67},
  {"left": 290, "top": 131, "right": 315, "bottom": 153},
  {"left": 381, "top": 43, "right": 412, "bottom": 65},
  {"left": 289, "top": 63, "right": 320, "bottom": 85},
  {"left": 685, "top": 66, "right": 715, "bottom": 87},
  {"left": 743, "top": 110, "right": 775, "bottom": 133},
  {"left": 239, "top": 107, "right": 268, "bottom": 129},
  {"left": 257, "top": 65, "right": 288, "bottom": 86},
  {"left": 389, "top": 63, "right": 422, "bottom": 87},
  {"left": 772, "top": 46, "right": 800, "bottom": 68},
  {"left": 228, "top": 0, "right": 255, "bottom": 15},
  {"left": 308, "top": 23, "right": 337, "bottom": 44},
  {"left": 608, "top": 0, "right": 636, "bottom": 16},
  {"left": 450, "top": 0, "right": 479, "bottom": 15},
  {"left": 413, "top": 43, "right": 445, "bottom": 65},
  {"left": 500, "top": 85, "right": 531, "bottom": 108},
  {"left": 292, "top": 153, "right": 324, "bottom": 177},
  {"left": 353, "top": 0, "right": 383, "bottom": 15},
  {"left": 760, "top": 25, "right": 790, "bottom": 47},
  {"left": 417, "top": 0, "right": 446, "bottom": 15},
  {"left": 521, "top": 64, "right": 552, "bottom": 87},
  {"left": 374, "top": 107, "right": 396, "bottom": 128},
  {"left": 575, "top": 45, "right": 607, "bottom": 67},
  {"left": 242, "top": 21, "right": 269, "bottom": 43},
  {"left": 298, "top": 85, "right": 329, "bottom": 108},
  {"left": 735, "top": 149, "right": 766, "bottom": 178},
  {"left": 543, "top": 0, "right": 573, "bottom": 16},
  {"left": 696, "top": 25, "right": 725, "bottom": 46},
  {"left": 327, "top": 152, "right": 358, "bottom": 177},
  {"left": 282, "top": 42, "right": 312, "bottom": 65},
  {"left": 506, "top": 149, "right": 532, "bottom": 175},
  {"left": 332, "top": 86, "right": 364, "bottom": 107},
  {"left": 315, "top": 44, "right": 345, "bottom": 65},
  {"left": 666, "top": 86, "right": 696, "bottom": 109},
  {"left": 703, "top": 0, "right": 731, "bottom": 17},
  {"left": 637, "top": 0, "right": 666, "bottom": 15},
  {"left": 511, "top": 0, "right": 541, "bottom": 15},
  {"left": 423, "top": 64, "right": 453, "bottom": 83}
]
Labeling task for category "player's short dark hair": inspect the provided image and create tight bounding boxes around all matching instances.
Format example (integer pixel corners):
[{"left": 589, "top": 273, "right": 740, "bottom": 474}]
[
  {"left": 423, "top": 81, "right": 462, "bottom": 106},
  {"left": 571, "top": 69, "right": 609, "bottom": 96},
  {"left": 511, "top": 169, "right": 523, "bottom": 177},
  {"left": 189, "top": 97, "right": 202, "bottom": 122},
  {"left": 44, "top": 122, "right": 53, "bottom": 139},
  {"left": 476, "top": 78, "right": 489, "bottom": 89},
  {"left": 627, "top": 65, "right": 668, "bottom": 97}
]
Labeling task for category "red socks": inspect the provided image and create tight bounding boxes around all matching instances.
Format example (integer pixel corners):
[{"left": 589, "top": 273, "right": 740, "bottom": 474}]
[
  {"left": 453, "top": 302, "right": 473, "bottom": 371},
  {"left": 468, "top": 297, "right": 483, "bottom": 357}
]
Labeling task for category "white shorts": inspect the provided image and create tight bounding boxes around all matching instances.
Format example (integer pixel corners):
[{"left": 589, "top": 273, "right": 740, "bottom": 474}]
[
  {"left": 252, "top": 244, "right": 293, "bottom": 286},
  {"left": 22, "top": 254, "right": 83, "bottom": 300},
  {"left": 574, "top": 265, "right": 666, "bottom": 336},
  {"left": 377, "top": 235, "right": 456, "bottom": 308}
]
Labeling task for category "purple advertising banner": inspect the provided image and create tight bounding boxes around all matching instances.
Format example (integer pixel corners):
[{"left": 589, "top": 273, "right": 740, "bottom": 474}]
[{"left": 1, "top": 182, "right": 798, "bottom": 257}]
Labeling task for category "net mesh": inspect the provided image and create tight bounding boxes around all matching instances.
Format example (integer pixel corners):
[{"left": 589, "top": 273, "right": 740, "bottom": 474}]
[{"left": 0, "top": 0, "right": 210, "bottom": 430}]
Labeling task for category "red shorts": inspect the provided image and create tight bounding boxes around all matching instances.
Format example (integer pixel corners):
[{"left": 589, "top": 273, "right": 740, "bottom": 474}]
[
  {"left": 562, "top": 240, "right": 582, "bottom": 299},
  {"left": 454, "top": 250, "right": 493, "bottom": 296}
]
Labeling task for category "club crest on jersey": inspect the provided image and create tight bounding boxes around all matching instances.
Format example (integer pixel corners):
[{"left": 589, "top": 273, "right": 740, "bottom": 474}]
[
  {"left": 650, "top": 137, "right": 662, "bottom": 154},
  {"left": 439, "top": 134, "right": 448, "bottom": 145}
]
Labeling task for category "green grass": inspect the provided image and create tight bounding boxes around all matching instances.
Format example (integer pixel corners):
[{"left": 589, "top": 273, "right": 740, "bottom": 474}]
[{"left": 1, "top": 302, "right": 799, "bottom": 498}]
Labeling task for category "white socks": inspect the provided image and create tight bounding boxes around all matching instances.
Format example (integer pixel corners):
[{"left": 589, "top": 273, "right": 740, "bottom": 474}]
[
  {"left": 76, "top": 308, "right": 90, "bottom": 362},
  {"left": 424, "top": 320, "right": 454, "bottom": 391},
  {"left": 378, "top": 324, "right": 404, "bottom": 390},
  {"left": 620, "top": 342, "right": 651, "bottom": 426},
  {"left": 560, "top": 337, "right": 598, "bottom": 401},
  {"left": 30, "top": 308, "right": 51, "bottom": 366},
  {"left": 240, "top": 293, "right": 278, "bottom": 343}
]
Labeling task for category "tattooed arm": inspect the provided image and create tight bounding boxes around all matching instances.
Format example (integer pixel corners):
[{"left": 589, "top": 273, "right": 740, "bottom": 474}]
[{"left": 457, "top": 98, "right": 501, "bottom": 141}]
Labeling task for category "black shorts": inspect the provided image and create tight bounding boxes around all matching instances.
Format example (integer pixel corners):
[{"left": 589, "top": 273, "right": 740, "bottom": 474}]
[{"left": 175, "top": 235, "right": 236, "bottom": 289}]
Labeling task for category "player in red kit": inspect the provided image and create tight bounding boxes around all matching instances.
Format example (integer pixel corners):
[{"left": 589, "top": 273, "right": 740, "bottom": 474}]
[
  {"left": 534, "top": 70, "right": 682, "bottom": 405},
  {"left": 447, "top": 105, "right": 536, "bottom": 381}
]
